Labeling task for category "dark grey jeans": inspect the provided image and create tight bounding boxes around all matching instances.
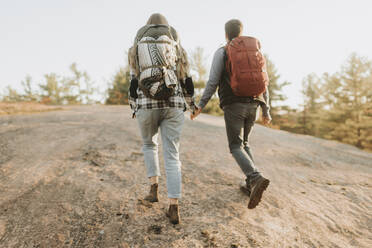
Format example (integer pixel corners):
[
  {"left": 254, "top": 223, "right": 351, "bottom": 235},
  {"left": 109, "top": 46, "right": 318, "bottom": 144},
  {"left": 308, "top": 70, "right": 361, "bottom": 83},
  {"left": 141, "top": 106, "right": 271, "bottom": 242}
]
[{"left": 223, "top": 102, "right": 261, "bottom": 183}]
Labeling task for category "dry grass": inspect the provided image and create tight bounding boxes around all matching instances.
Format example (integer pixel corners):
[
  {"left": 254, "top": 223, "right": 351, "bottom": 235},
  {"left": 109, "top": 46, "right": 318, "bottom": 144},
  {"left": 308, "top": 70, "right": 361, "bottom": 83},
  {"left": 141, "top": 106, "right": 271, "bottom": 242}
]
[{"left": 0, "top": 102, "right": 62, "bottom": 115}]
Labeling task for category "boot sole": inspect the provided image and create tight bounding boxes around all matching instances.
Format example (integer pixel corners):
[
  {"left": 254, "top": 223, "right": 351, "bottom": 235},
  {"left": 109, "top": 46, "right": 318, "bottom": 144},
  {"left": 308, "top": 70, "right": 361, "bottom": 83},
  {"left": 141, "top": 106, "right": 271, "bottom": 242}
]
[
  {"left": 166, "top": 213, "right": 180, "bottom": 224},
  {"left": 248, "top": 178, "right": 270, "bottom": 209},
  {"left": 170, "top": 219, "right": 179, "bottom": 225}
]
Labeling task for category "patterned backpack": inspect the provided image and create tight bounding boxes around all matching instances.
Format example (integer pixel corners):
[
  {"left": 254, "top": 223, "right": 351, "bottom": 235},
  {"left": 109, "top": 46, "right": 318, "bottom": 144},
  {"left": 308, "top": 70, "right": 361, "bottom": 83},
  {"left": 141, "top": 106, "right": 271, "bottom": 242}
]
[{"left": 133, "top": 25, "right": 180, "bottom": 100}]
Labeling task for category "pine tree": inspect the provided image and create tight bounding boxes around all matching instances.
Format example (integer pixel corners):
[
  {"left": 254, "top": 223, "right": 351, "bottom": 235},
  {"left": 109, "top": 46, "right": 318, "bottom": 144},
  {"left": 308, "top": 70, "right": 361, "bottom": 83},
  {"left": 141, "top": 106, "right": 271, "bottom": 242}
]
[
  {"left": 323, "top": 53, "right": 372, "bottom": 149},
  {"left": 21, "top": 75, "right": 38, "bottom": 102},
  {"left": 264, "top": 54, "right": 291, "bottom": 119},
  {"left": 1, "top": 86, "right": 22, "bottom": 102},
  {"left": 190, "top": 47, "right": 207, "bottom": 91},
  {"left": 39, "top": 73, "right": 65, "bottom": 104},
  {"left": 300, "top": 73, "right": 322, "bottom": 136},
  {"left": 68, "top": 63, "right": 96, "bottom": 104},
  {"left": 106, "top": 67, "right": 130, "bottom": 105}
]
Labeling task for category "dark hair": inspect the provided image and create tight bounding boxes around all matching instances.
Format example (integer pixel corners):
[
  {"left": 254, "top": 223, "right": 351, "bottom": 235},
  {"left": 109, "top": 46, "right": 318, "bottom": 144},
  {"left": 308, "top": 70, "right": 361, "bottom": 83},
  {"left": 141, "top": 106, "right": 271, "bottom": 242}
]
[
  {"left": 146, "top": 13, "right": 169, "bottom": 25},
  {"left": 225, "top": 19, "right": 243, "bottom": 41}
]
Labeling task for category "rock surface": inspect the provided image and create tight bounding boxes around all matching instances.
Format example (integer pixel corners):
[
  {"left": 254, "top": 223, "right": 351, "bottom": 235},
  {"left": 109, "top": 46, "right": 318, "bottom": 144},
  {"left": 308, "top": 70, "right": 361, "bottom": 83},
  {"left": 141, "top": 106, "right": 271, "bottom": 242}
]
[{"left": 0, "top": 106, "right": 371, "bottom": 247}]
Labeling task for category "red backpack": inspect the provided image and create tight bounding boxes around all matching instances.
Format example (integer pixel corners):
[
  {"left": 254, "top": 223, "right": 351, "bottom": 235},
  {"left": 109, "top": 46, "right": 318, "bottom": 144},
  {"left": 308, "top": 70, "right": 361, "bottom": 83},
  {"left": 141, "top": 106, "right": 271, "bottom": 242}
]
[{"left": 225, "top": 36, "right": 269, "bottom": 97}]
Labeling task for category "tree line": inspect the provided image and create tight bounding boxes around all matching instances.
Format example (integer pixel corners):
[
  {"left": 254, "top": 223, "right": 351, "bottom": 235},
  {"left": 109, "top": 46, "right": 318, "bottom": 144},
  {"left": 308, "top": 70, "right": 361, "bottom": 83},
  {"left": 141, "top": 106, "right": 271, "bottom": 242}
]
[
  {"left": 265, "top": 53, "right": 371, "bottom": 151},
  {"left": 1, "top": 63, "right": 97, "bottom": 105},
  {"left": 1, "top": 50, "right": 371, "bottom": 151},
  {"left": 296, "top": 53, "right": 371, "bottom": 150}
]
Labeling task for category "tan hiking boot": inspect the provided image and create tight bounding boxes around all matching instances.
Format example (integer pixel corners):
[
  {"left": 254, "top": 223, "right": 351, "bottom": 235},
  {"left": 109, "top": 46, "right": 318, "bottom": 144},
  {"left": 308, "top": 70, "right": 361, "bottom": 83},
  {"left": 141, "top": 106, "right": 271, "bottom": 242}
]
[
  {"left": 144, "top": 183, "right": 158, "bottom": 202},
  {"left": 248, "top": 176, "right": 270, "bottom": 209},
  {"left": 166, "top": 204, "right": 180, "bottom": 224}
]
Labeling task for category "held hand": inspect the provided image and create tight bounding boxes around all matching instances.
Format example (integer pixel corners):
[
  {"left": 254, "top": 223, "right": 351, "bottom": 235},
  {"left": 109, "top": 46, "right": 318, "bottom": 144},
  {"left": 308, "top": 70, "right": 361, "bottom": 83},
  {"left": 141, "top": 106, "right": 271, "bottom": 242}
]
[
  {"left": 190, "top": 107, "right": 202, "bottom": 120},
  {"left": 262, "top": 116, "right": 272, "bottom": 125}
]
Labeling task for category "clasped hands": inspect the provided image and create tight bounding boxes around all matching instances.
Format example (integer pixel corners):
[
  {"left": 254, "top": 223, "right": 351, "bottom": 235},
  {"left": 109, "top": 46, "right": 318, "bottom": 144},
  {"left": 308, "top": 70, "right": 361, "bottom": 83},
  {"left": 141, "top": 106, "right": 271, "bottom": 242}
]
[{"left": 190, "top": 107, "right": 202, "bottom": 120}]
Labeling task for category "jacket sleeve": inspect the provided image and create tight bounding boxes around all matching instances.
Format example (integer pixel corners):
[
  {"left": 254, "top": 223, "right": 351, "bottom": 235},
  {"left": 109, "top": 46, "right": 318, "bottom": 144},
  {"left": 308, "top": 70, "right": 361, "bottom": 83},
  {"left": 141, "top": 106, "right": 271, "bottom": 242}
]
[
  {"left": 198, "top": 48, "right": 225, "bottom": 109},
  {"left": 180, "top": 77, "right": 197, "bottom": 113},
  {"left": 260, "top": 86, "right": 271, "bottom": 119},
  {"left": 128, "top": 42, "right": 138, "bottom": 115},
  {"left": 128, "top": 73, "right": 138, "bottom": 114}
]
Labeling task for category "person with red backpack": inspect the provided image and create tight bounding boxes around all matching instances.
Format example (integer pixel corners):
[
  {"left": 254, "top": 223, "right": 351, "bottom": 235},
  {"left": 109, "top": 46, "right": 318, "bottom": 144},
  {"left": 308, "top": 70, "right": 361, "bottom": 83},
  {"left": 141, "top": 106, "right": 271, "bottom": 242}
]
[{"left": 192, "top": 19, "right": 271, "bottom": 209}]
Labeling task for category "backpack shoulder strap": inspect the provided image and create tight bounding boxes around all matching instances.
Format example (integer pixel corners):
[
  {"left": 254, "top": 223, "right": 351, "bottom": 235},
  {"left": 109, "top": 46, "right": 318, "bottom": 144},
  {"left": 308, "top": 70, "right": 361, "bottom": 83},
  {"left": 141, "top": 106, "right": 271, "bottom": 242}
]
[
  {"left": 167, "top": 26, "right": 175, "bottom": 41},
  {"left": 131, "top": 25, "right": 157, "bottom": 78},
  {"left": 223, "top": 45, "right": 231, "bottom": 75}
]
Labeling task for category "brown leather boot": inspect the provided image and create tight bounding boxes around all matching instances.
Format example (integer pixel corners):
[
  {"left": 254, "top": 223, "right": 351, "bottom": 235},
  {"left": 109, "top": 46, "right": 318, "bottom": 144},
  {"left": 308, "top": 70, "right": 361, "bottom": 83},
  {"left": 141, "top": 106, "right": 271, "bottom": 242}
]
[
  {"left": 144, "top": 183, "right": 158, "bottom": 202},
  {"left": 248, "top": 176, "right": 270, "bottom": 209},
  {"left": 166, "top": 204, "right": 180, "bottom": 224}
]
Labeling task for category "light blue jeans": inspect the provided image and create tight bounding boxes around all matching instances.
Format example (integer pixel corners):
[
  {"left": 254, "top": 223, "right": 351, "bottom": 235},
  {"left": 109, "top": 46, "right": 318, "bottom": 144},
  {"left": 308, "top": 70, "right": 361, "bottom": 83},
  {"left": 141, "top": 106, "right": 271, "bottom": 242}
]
[{"left": 136, "top": 108, "right": 184, "bottom": 199}]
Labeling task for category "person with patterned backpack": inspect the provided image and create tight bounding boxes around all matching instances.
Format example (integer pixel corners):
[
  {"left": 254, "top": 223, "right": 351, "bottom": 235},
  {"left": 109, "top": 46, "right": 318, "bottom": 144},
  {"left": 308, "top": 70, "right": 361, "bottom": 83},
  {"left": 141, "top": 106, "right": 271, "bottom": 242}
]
[
  {"left": 192, "top": 19, "right": 271, "bottom": 209},
  {"left": 128, "top": 13, "right": 196, "bottom": 224}
]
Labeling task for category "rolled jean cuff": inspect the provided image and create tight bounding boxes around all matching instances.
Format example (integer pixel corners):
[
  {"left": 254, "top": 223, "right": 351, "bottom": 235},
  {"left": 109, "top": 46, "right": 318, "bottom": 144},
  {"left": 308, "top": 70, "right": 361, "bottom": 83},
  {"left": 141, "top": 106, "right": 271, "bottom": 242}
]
[
  {"left": 168, "top": 193, "right": 181, "bottom": 199},
  {"left": 147, "top": 172, "right": 161, "bottom": 178},
  {"left": 248, "top": 172, "right": 262, "bottom": 184}
]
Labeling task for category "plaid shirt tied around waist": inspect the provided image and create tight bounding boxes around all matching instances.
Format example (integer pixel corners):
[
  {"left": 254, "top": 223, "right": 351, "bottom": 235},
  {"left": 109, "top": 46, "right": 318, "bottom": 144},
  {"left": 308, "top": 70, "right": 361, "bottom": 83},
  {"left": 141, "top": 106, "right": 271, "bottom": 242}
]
[{"left": 129, "top": 82, "right": 196, "bottom": 115}]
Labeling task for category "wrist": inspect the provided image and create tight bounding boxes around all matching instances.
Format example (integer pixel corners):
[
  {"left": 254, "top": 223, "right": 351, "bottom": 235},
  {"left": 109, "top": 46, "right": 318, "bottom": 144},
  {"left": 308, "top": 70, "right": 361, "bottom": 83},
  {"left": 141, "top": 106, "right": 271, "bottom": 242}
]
[
  {"left": 262, "top": 110, "right": 271, "bottom": 118},
  {"left": 197, "top": 101, "right": 205, "bottom": 109}
]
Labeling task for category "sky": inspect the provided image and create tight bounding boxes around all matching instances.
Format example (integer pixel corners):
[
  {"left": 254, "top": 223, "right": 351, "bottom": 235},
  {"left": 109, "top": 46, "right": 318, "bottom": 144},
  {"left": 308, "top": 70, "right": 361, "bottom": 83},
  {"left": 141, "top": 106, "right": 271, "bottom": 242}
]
[{"left": 1, "top": 0, "right": 371, "bottom": 107}]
